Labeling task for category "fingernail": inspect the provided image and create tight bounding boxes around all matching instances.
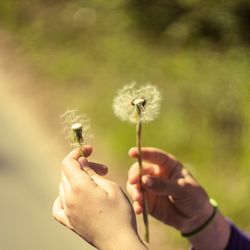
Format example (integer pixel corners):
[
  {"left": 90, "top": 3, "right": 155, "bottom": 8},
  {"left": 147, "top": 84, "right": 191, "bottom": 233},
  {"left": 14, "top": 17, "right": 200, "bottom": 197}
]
[{"left": 128, "top": 148, "right": 137, "bottom": 156}]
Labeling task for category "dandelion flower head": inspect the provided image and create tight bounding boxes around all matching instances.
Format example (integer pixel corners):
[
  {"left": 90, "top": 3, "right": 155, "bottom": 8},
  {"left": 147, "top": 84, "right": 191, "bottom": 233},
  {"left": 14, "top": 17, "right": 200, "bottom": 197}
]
[
  {"left": 113, "top": 82, "right": 161, "bottom": 123},
  {"left": 60, "top": 109, "right": 91, "bottom": 146}
]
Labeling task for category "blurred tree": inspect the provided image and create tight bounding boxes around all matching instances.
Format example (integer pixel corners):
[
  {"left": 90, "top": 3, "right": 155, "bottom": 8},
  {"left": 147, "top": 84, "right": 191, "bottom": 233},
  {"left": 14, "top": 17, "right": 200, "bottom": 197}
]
[
  {"left": 234, "top": 1, "right": 250, "bottom": 44},
  {"left": 126, "top": 0, "right": 187, "bottom": 36},
  {"left": 1, "top": 0, "right": 250, "bottom": 47},
  {"left": 126, "top": 0, "right": 250, "bottom": 47}
]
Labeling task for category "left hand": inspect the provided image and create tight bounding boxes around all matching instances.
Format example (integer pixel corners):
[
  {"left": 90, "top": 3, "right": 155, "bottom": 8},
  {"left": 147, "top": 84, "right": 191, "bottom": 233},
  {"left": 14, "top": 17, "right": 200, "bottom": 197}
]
[{"left": 52, "top": 146, "right": 146, "bottom": 250}]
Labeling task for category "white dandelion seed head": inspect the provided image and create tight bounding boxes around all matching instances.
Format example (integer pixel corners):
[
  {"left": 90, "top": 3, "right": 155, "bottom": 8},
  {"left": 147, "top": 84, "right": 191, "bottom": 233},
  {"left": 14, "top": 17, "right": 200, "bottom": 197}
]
[
  {"left": 113, "top": 82, "right": 161, "bottom": 123},
  {"left": 60, "top": 109, "right": 91, "bottom": 146}
]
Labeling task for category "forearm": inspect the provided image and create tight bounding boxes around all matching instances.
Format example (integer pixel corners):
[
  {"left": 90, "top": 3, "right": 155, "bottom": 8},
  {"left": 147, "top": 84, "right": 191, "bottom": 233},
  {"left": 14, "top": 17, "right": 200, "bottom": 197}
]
[{"left": 188, "top": 211, "right": 230, "bottom": 250}]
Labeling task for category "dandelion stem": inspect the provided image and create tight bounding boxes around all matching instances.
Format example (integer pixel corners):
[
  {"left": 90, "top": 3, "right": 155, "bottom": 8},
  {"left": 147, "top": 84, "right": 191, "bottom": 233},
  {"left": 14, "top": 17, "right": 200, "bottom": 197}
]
[
  {"left": 77, "top": 143, "right": 83, "bottom": 157},
  {"left": 136, "top": 109, "right": 149, "bottom": 243}
]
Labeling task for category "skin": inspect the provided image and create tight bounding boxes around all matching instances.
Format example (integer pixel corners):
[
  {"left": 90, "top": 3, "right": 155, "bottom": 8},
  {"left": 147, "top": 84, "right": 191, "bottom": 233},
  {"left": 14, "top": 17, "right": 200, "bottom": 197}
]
[
  {"left": 53, "top": 145, "right": 230, "bottom": 250},
  {"left": 52, "top": 146, "right": 147, "bottom": 250},
  {"left": 127, "top": 147, "right": 231, "bottom": 250}
]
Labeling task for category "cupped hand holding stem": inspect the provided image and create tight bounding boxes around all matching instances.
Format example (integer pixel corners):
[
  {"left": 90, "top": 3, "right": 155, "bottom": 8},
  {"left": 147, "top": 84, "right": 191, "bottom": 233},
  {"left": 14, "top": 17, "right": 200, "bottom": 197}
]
[
  {"left": 53, "top": 146, "right": 147, "bottom": 250},
  {"left": 126, "top": 147, "right": 231, "bottom": 250}
]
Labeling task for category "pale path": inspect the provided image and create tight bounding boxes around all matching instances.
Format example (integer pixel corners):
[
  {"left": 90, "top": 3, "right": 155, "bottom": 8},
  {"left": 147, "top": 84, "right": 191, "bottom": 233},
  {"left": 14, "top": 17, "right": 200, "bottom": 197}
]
[{"left": 0, "top": 42, "right": 94, "bottom": 249}]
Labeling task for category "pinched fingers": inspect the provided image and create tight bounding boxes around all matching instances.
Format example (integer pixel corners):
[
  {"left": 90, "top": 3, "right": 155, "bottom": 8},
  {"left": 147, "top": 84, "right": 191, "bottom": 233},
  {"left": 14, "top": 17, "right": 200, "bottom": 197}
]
[
  {"left": 133, "top": 201, "right": 143, "bottom": 214},
  {"left": 126, "top": 181, "right": 143, "bottom": 214},
  {"left": 129, "top": 147, "right": 178, "bottom": 177},
  {"left": 61, "top": 157, "right": 98, "bottom": 196},
  {"left": 61, "top": 146, "right": 95, "bottom": 178},
  {"left": 64, "top": 145, "right": 92, "bottom": 162},
  {"left": 78, "top": 157, "right": 108, "bottom": 176},
  {"left": 128, "top": 162, "right": 160, "bottom": 185},
  {"left": 126, "top": 181, "right": 142, "bottom": 201},
  {"left": 62, "top": 154, "right": 112, "bottom": 199}
]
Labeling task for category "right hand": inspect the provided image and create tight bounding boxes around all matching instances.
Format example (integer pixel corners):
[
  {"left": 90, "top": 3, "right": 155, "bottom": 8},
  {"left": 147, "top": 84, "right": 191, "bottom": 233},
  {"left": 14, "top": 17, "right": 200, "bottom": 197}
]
[
  {"left": 126, "top": 147, "right": 213, "bottom": 234},
  {"left": 53, "top": 147, "right": 147, "bottom": 250}
]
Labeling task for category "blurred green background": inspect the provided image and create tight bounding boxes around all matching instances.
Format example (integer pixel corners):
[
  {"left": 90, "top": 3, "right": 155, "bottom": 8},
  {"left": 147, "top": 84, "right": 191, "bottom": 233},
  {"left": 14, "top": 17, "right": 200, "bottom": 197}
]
[{"left": 0, "top": 0, "right": 250, "bottom": 249}]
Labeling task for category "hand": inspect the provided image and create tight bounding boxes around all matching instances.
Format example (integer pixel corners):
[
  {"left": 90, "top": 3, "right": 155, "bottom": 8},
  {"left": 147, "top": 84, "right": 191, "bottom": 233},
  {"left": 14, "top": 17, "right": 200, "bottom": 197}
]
[
  {"left": 53, "top": 146, "right": 147, "bottom": 250},
  {"left": 127, "top": 147, "right": 213, "bottom": 233},
  {"left": 127, "top": 147, "right": 230, "bottom": 250}
]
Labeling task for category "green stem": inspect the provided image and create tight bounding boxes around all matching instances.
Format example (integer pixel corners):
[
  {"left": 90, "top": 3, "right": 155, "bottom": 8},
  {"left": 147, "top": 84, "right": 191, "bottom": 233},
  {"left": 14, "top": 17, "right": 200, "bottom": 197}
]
[
  {"left": 136, "top": 114, "right": 149, "bottom": 243},
  {"left": 78, "top": 142, "right": 83, "bottom": 157}
]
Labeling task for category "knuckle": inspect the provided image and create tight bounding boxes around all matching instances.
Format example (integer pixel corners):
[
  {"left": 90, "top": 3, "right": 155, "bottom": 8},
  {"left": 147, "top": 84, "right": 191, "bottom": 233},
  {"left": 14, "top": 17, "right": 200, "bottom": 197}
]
[
  {"left": 108, "top": 181, "right": 124, "bottom": 196},
  {"left": 71, "top": 178, "right": 84, "bottom": 193},
  {"left": 178, "top": 178, "right": 192, "bottom": 189},
  {"left": 109, "top": 181, "right": 119, "bottom": 189},
  {"left": 61, "top": 159, "right": 70, "bottom": 172},
  {"left": 61, "top": 158, "right": 68, "bottom": 167},
  {"left": 64, "top": 209, "right": 74, "bottom": 220},
  {"left": 83, "top": 166, "right": 96, "bottom": 177},
  {"left": 181, "top": 167, "right": 191, "bottom": 178},
  {"left": 65, "top": 198, "right": 75, "bottom": 209},
  {"left": 178, "top": 178, "right": 186, "bottom": 187},
  {"left": 128, "top": 163, "right": 139, "bottom": 176}
]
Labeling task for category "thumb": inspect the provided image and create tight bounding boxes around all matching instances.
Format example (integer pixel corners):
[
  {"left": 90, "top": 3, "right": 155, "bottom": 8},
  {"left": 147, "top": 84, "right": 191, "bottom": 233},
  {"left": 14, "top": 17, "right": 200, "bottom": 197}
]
[
  {"left": 79, "top": 158, "right": 113, "bottom": 195},
  {"left": 142, "top": 175, "right": 179, "bottom": 196}
]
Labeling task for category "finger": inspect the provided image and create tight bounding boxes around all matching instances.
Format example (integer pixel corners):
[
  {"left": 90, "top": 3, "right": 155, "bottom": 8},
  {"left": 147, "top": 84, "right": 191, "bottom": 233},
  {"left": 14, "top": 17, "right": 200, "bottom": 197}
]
[
  {"left": 129, "top": 147, "right": 176, "bottom": 166},
  {"left": 61, "top": 172, "right": 71, "bottom": 193},
  {"left": 83, "top": 145, "right": 93, "bottom": 158},
  {"left": 142, "top": 175, "right": 180, "bottom": 196},
  {"left": 129, "top": 147, "right": 178, "bottom": 175},
  {"left": 126, "top": 181, "right": 142, "bottom": 202},
  {"left": 80, "top": 158, "right": 112, "bottom": 195},
  {"left": 78, "top": 157, "right": 108, "bottom": 176},
  {"left": 59, "top": 183, "right": 67, "bottom": 208},
  {"left": 128, "top": 162, "right": 159, "bottom": 185},
  {"left": 65, "top": 146, "right": 92, "bottom": 161},
  {"left": 52, "top": 196, "right": 73, "bottom": 229},
  {"left": 128, "top": 163, "right": 140, "bottom": 185},
  {"left": 133, "top": 201, "right": 143, "bottom": 214},
  {"left": 62, "top": 153, "right": 95, "bottom": 187}
]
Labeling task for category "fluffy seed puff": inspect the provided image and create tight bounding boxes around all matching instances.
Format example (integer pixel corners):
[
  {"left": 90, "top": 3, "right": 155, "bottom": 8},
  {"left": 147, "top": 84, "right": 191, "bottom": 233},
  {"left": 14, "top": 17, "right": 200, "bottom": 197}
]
[
  {"left": 60, "top": 109, "right": 91, "bottom": 147},
  {"left": 113, "top": 82, "right": 161, "bottom": 123}
]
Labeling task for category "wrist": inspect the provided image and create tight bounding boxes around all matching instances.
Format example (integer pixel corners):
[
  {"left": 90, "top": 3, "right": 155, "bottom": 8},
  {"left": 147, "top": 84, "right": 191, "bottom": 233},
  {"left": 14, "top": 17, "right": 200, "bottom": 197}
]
[
  {"left": 181, "top": 199, "right": 218, "bottom": 237},
  {"left": 98, "top": 230, "right": 148, "bottom": 250},
  {"left": 180, "top": 198, "right": 214, "bottom": 234},
  {"left": 188, "top": 211, "right": 230, "bottom": 250}
]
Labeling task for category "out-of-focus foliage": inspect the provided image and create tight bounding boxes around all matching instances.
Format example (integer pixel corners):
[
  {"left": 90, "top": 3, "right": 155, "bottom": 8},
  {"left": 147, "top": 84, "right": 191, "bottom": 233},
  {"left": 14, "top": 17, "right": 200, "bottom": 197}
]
[
  {"left": 127, "top": 0, "right": 250, "bottom": 46},
  {"left": 0, "top": 0, "right": 250, "bottom": 248},
  {"left": 1, "top": 0, "right": 250, "bottom": 47}
]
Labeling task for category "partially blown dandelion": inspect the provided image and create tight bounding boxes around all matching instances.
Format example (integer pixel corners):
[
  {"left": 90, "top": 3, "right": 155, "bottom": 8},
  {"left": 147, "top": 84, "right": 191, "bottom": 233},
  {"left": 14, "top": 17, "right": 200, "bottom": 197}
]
[
  {"left": 113, "top": 82, "right": 161, "bottom": 243},
  {"left": 61, "top": 110, "right": 91, "bottom": 156}
]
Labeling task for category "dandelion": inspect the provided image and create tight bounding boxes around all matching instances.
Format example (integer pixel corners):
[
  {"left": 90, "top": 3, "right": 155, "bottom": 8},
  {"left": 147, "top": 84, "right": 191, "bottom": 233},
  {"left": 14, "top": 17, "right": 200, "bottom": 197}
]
[
  {"left": 113, "top": 82, "right": 161, "bottom": 243},
  {"left": 113, "top": 82, "right": 161, "bottom": 124},
  {"left": 60, "top": 109, "right": 91, "bottom": 156}
]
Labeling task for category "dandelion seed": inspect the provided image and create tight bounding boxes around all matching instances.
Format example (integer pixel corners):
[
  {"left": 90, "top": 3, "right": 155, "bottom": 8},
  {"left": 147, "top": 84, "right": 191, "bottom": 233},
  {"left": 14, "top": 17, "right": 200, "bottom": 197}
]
[
  {"left": 60, "top": 110, "right": 91, "bottom": 154},
  {"left": 113, "top": 82, "right": 161, "bottom": 243},
  {"left": 113, "top": 82, "right": 161, "bottom": 123}
]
